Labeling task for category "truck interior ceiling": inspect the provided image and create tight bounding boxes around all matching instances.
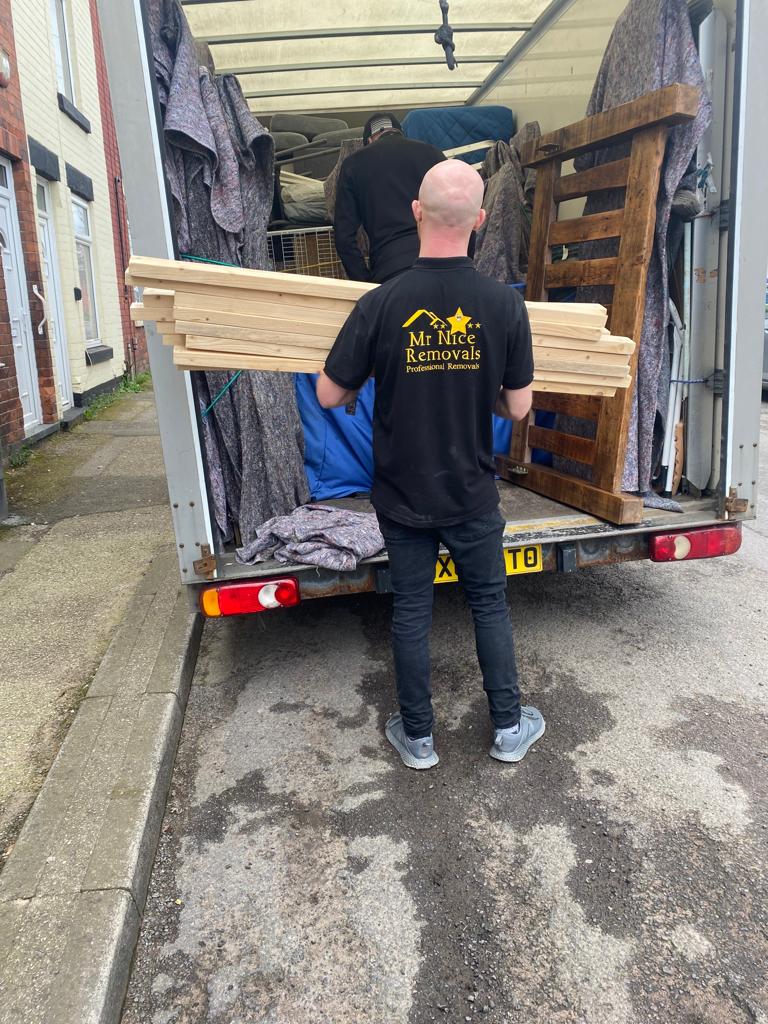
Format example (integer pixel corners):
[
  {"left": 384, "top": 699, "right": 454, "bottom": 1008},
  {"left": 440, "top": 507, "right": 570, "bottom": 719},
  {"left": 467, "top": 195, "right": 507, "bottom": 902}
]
[{"left": 127, "top": 0, "right": 753, "bottom": 586}]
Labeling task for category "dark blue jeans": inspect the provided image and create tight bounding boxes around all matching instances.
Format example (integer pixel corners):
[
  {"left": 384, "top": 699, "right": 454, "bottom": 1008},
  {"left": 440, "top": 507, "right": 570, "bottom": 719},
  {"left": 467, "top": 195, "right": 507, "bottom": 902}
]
[{"left": 378, "top": 509, "right": 521, "bottom": 739}]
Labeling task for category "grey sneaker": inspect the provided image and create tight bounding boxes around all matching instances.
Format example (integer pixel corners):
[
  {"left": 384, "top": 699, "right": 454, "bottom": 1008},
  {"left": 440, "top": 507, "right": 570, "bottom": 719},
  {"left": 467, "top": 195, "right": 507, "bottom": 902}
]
[
  {"left": 385, "top": 712, "right": 439, "bottom": 770},
  {"left": 489, "top": 705, "right": 545, "bottom": 763}
]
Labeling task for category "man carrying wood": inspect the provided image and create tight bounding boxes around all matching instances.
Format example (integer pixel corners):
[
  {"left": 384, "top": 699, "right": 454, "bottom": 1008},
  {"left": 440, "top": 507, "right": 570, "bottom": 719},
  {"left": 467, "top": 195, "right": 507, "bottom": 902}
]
[
  {"left": 317, "top": 160, "right": 545, "bottom": 769},
  {"left": 333, "top": 112, "right": 445, "bottom": 284}
]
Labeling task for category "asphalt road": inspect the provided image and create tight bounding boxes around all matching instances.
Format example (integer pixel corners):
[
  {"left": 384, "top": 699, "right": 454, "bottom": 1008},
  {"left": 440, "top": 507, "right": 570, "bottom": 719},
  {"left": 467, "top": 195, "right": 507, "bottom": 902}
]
[{"left": 123, "top": 405, "right": 768, "bottom": 1024}]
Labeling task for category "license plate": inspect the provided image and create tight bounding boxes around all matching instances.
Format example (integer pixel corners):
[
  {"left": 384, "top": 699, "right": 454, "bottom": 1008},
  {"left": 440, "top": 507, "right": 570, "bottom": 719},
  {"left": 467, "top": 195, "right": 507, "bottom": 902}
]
[{"left": 434, "top": 545, "right": 543, "bottom": 584}]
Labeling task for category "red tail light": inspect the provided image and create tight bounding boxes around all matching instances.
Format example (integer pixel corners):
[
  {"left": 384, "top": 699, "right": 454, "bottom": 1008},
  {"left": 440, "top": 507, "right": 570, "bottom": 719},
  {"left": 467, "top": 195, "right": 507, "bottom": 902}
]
[
  {"left": 200, "top": 578, "right": 301, "bottom": 617},
  {"left": 648, "top": 524, "right": 742, "bottom": 562}
]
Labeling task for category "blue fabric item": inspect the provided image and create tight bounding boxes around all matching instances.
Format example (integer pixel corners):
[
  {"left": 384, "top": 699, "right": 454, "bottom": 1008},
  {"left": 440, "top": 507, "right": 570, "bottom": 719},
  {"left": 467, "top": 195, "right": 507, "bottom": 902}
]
[
  {"left": 402, "top": 106, "right": 515, "bottom": 162},
  {"left": 296, "top": 374, "right": 374, "bottom": 499},
  {"left": 297, "top": 374, "right": 515, "bottom": 500}
]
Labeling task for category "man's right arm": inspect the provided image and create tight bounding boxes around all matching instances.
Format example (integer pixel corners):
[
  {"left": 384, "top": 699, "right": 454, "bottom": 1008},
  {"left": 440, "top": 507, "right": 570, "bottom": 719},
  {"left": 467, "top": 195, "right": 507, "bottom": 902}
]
[
  {"left": 333, "top": 165, "right": 371, "bottom": 282},
  {"left": 498, "top": 293, "right": 534, "bottom": 420},
  {"left": 317, "top": 300, "right": 376, "bottom": 409},
  {"left": 494, "top": 385, "right": 533, "bottom": 421}
]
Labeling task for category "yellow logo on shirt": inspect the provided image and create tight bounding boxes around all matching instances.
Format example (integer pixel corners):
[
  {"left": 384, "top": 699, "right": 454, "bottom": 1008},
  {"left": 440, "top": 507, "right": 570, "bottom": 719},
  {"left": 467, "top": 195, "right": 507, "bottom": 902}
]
[{"left": 401, "top": 307, "right": 482, "bottom": 373}]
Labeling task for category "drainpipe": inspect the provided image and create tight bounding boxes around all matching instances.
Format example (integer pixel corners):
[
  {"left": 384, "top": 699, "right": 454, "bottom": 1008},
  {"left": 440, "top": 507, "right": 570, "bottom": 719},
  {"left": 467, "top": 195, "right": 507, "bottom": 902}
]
[{"left": 0, "top": 442, "right": 7, "bottom": 520}]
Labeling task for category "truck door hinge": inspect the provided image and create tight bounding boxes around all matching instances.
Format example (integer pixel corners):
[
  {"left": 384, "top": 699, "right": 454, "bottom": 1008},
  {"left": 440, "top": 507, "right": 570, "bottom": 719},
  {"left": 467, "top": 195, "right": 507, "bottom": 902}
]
[
  {"left": 193, "top": 544, "right": 216, "bottom": 579},
  {"left": 718, "top": 199, "right": 729, "bottom": 231},
  {"left": 721, "top": 487, "right": 749, "bottom": 519}
]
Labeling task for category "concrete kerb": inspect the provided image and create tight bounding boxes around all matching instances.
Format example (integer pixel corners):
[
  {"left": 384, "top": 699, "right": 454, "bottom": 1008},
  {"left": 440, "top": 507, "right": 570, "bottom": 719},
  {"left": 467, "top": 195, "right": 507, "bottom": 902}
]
[{"left": 0, "top": 546, "right": 203, "bottom": 1024}]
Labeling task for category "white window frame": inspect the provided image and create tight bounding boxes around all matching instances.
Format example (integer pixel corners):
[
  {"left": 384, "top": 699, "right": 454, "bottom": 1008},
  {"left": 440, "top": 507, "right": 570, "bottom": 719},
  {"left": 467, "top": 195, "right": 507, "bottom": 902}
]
[
  {"left": 71, "top": 197, "right": 100, "bottom": 347},
  {"left": 49, "top": 0, "right": 75, "bottom": 104}
]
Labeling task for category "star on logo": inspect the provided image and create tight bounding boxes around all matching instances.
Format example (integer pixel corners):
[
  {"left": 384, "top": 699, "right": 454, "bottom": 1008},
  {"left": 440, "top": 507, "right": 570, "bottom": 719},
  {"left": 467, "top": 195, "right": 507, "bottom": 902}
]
[{"left": 447, "top": 307, "right": 472, "bottom": 336}]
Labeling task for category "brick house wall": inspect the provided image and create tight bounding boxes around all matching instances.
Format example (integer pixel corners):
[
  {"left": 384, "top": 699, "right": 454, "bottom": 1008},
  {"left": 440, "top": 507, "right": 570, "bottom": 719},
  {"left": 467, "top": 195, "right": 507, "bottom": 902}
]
[
  {"left": 14, "top": 0, "right": 133, "bottom": 408},
  {"left": 0, "top": 0, "right": 57, "bottom": 448},
  {"left": 88, "top": 0, "right": 148, "bottom": 375}
]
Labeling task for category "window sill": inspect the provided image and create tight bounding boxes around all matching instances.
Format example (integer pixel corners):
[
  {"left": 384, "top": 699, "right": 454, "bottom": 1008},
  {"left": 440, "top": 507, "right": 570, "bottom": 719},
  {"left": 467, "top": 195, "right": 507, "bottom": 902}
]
[
  {"left": 57, "top": 93, "right": 91, "bottom": 134},
  {"left": 85, "top": 344, "right": 114, "bottom": 365}
]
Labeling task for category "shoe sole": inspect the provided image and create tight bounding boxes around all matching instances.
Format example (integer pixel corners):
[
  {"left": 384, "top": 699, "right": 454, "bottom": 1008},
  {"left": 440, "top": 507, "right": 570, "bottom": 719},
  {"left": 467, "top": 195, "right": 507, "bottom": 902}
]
[
  {"left": 489, "top": 719, "right": 546, "bottom": 763},
  {"left": 385, "top": 722, "right": 440, "bottom": 770}
]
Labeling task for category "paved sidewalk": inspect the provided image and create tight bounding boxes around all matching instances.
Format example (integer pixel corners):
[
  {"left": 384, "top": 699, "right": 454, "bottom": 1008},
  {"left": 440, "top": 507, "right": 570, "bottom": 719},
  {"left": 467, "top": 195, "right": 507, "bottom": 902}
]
[{"left": 0, "top": 389, "right": 173, "bottom": 862}]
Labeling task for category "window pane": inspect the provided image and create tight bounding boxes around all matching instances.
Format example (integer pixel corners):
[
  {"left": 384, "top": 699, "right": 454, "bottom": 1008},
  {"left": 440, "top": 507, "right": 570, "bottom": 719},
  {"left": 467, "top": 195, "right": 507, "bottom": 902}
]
[
  {"left": 76, "top": 240, "right": 99, "bottom": 341},
  {"left": 37, "top": 184, "right": 47, "bottom": 212},
  {"left": 72, "top": 201, "right": 89, "bottom": 238},
  {"left": 53, "top": 0, "right": 74, "bottom": 101},
  {"left": 0, "top": 164, "right": 8, "bottom": 189}
]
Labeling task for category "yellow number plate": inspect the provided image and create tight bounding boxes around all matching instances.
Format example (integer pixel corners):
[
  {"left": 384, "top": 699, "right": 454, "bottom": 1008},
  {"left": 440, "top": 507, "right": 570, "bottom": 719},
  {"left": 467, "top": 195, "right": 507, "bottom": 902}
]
[{"left": 434, "top": 545, "right": 543, "bottom": 584}]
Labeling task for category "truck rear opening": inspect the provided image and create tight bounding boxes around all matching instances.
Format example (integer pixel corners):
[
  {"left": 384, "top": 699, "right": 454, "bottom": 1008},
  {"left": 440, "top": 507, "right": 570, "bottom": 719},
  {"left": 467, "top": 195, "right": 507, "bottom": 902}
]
[{"left": 97, "top": 0, "right": 767, "bottom": 594}]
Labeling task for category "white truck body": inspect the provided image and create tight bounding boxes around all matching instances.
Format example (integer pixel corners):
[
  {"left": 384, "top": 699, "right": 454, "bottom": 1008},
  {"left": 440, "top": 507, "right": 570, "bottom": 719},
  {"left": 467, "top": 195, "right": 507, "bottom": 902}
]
[{"left": 97, "top": 0, "right": 766, "bottom": 597}]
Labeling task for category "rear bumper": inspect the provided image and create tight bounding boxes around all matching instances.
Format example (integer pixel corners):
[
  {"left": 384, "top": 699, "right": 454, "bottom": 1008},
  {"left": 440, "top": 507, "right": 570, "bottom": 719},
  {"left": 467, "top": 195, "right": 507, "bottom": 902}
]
[{"left": 200, "top": 524, "right": 740, "bottom": 607}]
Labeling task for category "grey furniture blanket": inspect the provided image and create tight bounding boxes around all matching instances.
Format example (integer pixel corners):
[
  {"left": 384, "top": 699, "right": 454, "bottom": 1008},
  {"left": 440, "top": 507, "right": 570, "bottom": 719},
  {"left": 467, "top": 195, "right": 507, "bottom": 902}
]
[
  {"left": 237, "top": 505, "right": 385, "bottom": 572},
  {"left": 147, "top": 0, "right": 310, "bottom": 546},
  {"left": 474, "top": 123, "right": 540, "bottom": 284},
  {"left": 569, "top": 0, "right": 711, "bottom": 494}
]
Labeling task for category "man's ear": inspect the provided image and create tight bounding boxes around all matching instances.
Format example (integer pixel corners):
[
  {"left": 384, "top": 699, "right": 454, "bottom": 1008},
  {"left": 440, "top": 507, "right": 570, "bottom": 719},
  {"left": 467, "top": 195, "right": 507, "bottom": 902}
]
[
  {"left": 412, "top": 199, "right": 422, "bottom": 224},
  {"left": 474, "top": 208, "right": 487, "bottom": 231}
]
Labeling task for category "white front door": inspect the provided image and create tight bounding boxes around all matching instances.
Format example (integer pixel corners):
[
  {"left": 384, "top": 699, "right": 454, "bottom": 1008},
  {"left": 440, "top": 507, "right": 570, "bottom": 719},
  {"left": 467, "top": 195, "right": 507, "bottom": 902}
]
[
  {"left": 0, "top": 157, "right": 42, "bottom": 433},
  {"left": 37, "top": 181, "right": 72, "bottom": 411}
]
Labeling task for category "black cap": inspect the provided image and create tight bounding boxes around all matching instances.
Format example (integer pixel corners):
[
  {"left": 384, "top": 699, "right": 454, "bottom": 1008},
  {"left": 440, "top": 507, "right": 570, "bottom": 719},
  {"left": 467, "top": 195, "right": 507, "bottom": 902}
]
[{"left": 363, "top": 112, "right": 403, "bottom": 145}]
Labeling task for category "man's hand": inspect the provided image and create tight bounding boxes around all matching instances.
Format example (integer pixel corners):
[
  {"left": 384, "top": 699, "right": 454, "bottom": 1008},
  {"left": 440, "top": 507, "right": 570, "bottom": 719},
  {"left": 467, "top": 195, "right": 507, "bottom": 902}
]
[
  {"left": 494, "top": 384, "right": 533, "bottom": 421},
  {"left": 316, "top": 371, "right": 358, "bottom": 409}
]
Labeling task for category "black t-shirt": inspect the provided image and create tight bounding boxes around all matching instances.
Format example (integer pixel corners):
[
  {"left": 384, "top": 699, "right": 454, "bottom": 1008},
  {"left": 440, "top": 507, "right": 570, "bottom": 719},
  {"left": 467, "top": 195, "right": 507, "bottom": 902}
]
[
  {"left": 333, "top": 133, "right": 446, "bottom": 284},
  {"left": 324, "top": 257, "right": 534, "bottom": 527}
]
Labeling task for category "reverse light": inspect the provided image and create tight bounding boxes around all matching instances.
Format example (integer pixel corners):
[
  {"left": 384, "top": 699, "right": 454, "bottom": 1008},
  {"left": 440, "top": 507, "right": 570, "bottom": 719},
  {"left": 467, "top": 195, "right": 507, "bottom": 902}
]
[
  {"left": 648, "top": 524, "right": 742, "bottom": 562},
  {"left": 200, "top": 578, "right": 301, "bottom": 617}
]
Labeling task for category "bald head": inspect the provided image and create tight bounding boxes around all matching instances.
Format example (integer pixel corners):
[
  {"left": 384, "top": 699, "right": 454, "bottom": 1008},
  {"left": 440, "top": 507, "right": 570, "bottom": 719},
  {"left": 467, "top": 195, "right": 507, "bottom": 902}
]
[{"left": 416, "top": 160, "right": 485, "bottom": 232}]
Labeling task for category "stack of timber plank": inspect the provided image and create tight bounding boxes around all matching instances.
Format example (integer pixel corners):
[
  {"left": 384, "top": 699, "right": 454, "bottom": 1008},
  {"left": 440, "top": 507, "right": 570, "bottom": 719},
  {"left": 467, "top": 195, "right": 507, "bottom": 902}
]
[{"left": 127, "top": 256, "right": 634, "bottom": 397}]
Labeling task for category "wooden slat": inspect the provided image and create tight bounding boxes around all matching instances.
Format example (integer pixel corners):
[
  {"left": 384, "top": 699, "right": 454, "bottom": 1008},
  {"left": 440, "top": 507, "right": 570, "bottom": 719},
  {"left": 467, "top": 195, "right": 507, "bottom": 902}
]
[
  {"left": 133, "top": 277, "right": 361, "bottom": 314},
  {"left": 174, "top": 307, "right": 342, "bottom": 339},
  {"left": 592, "top": 124, "right": 669, "bottom": 491},
  {"left": 533, "top": 382, "right": 617, "bottom": 397},
  {"left": 126, "top": 255, "right": 376, "bottom": 301},
  {"left": 544, "top": 258, "right": 618, "bottom": 289},
  {"left": 129, "top": 303, "right": 144, "bottom": 322},
  {"left": 525, "top": 158, "right": 560, "bottom": 301},
  {"left": 173, "top": 345, "right": 322, "bottom": 373},
  {"left": 160, "top": 333, "right": 185, "bottom": 346},
  {"left": 184, "top": 334, "right": 329, "bottom": 362},
  {"left": 532, "top": 392, "right": 602, "bottom": 419},
  {"left": 553, "top": 159, "right": 631, "bottom": 202},
  {"left": 496, "top": 458, "right": 644, "bottom": 525},
  {"left": 533, "top": 335, "right": 634, "bottom": 356},
  {"left": 143, "top": 304, "right": 175, "bottom": 320},
  {"left": 510, "top": 410, "right": 533, "bottom": 463},
  {"left": 527, "top": 426, "right": 596, "bottom": 465},
  {"left": 175, "top": 321, "right": 334, "bottom": 352},
  {"left": 536, "top": 369, "right": 630, "bottom": 387},
  {"left": 519, "top": 84, "right": 699, "bottom": 167},
  {"left": 530, "top": 321, "right": 608, "bottom": 342},
  {"left": 174, "top": 289, "right": 349, "bottom": 324},
  {"left": 548, "top": 209, "right": 624, "bottom": 247},
  {"left": 534, "top": 354, "right": 630, "bottom": 374},
  {"left": 527, "top": 301, "right": 608, "bottom": 328}
]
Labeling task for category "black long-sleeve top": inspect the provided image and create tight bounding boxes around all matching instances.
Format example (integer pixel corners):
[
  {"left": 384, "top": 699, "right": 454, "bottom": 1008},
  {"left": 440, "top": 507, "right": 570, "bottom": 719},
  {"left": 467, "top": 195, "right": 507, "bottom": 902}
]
[{"left": 333, "top": 133, "right": 446, "bottom": 284}]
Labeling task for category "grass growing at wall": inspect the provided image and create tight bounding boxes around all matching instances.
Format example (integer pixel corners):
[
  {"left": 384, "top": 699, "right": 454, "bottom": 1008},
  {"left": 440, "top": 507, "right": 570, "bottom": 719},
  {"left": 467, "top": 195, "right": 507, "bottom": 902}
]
[
  {"left": 8, "top": 446, "right": 34, "bottom": 469},
  {"left": 82, "top": 372, "right": 152, "bottom": 421}
]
